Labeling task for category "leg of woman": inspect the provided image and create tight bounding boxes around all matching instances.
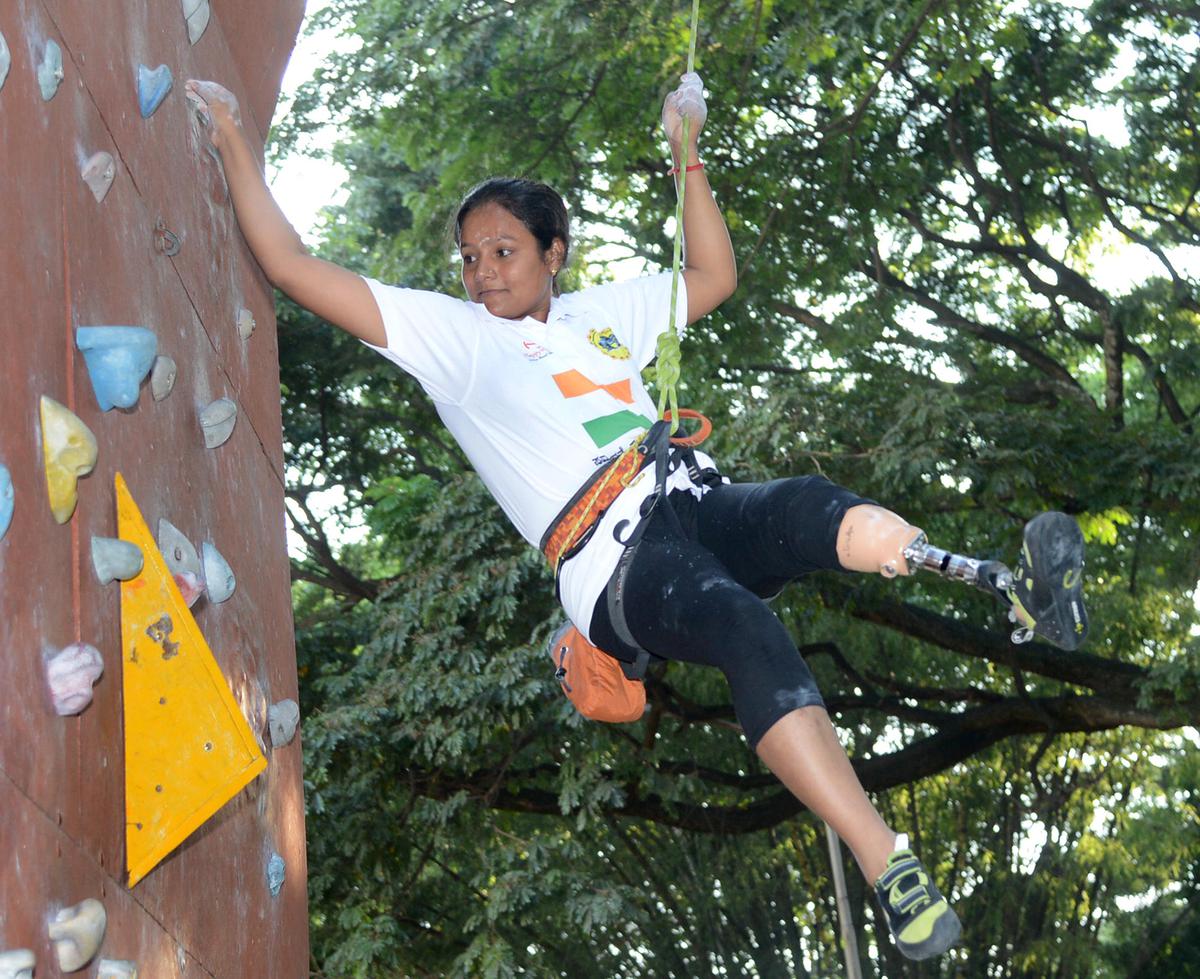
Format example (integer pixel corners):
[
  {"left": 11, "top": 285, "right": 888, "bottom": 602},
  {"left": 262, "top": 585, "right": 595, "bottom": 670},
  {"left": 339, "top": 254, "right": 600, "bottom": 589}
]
[
  {"left": 588, "top": 491, "right": 900, "bottom": 882},
  {"left": 591, "top": 477, "right": 960, "bottom": 958},
  {"left": 686, "top": 478, "right": 921, "bottom": 882},
  {"left": 754, "top": 706, "right": 896, "bottom": 882}
]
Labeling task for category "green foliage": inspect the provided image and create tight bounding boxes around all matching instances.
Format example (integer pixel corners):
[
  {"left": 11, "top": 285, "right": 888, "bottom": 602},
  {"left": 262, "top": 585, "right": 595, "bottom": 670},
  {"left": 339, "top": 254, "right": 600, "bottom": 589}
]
[{"left": 274, "top": 0, "right": 1200, "bottom": 974}]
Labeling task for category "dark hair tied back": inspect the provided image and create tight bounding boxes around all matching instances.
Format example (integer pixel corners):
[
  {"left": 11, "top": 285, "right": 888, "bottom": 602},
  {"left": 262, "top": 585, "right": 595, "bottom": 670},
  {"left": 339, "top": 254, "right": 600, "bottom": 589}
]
[{"left": 454, "top": 178, "right": 571, "bottom": 272}]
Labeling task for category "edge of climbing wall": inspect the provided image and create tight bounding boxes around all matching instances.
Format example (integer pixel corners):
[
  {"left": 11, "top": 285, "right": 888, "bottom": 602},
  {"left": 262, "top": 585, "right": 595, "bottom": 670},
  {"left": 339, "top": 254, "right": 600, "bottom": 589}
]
[{"left": 0, "top": 0, "right": 308, "bottom": 974}]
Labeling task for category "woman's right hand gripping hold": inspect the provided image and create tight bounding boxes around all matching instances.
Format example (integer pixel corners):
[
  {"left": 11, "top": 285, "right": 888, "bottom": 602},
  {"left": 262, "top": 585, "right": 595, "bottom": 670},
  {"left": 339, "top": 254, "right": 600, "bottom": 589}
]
[{"left": 184, "top": 79, "right": 385, "bottom": 345}]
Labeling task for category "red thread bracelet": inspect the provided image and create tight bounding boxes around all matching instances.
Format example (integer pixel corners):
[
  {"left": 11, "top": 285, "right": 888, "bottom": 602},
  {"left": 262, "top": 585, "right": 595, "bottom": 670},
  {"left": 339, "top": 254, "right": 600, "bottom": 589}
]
[{"left": 667, "top": 162, "right": 705, "bottom": 176}]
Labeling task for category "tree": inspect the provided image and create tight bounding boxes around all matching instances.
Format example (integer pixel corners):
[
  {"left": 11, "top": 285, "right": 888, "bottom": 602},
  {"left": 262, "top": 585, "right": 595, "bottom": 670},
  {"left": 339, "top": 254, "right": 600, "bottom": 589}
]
[{"left": 273, "top": 0, "right": 1200, "bottom": 974}]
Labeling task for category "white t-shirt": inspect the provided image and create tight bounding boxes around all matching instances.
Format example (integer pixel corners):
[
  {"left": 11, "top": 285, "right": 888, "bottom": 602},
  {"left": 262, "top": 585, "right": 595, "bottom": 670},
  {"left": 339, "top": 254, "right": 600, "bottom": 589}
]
[{"left": 362, "top": 272, "right": 716, "bottom": 638}]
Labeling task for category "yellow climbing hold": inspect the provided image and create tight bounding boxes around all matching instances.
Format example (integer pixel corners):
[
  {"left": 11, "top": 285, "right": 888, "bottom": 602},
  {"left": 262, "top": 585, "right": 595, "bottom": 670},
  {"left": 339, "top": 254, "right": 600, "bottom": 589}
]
[
  {"left": 115, "top": 473, "right": 266, "bottom": 887},
  {"left": 40, "top": 396, "right": 98, "bottom": 523}
]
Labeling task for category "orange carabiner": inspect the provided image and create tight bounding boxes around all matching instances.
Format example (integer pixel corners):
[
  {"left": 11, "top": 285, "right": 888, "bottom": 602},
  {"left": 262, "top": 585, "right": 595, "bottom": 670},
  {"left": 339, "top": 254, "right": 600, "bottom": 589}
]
[{"left": 663, "top": 408, "right": 712, "bottom": 447}]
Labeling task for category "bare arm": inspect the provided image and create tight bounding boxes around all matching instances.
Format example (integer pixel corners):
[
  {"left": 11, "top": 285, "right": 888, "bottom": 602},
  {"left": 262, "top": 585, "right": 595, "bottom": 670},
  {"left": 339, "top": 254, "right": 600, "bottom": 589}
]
[
  {"left": 662, "top": 74, "right": 737, "bottom": 323},
  {"left": 185, "top": 80, "right": 386, "bottom": 347}
]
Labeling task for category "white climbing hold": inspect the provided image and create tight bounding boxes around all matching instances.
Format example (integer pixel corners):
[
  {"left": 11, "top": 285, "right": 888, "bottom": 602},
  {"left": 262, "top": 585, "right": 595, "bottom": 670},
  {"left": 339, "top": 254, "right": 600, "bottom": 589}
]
[
  {"left": 187, "top": 4, "right": 211, "bottom": 45},
  {"left": 201, "top": 541, "right": 235, "bottom": 603},
  {"left": 0, "top": 32, "right": 11, "bottom": 93},
  {"left": 38, "top": 40, "right": 64, "bottom": 101},
  {"left": 157, "top": 518, "right": 200, "bottom": 578},
  {"left": 98, "top": 960, "right": 139, "bottom": 979},
  {"left": 48, "top": 898, "right": 107, "bottom": 972},
  {"left": 157, "top": 518, "right": 204, "bottom": 606},
  {"left": 0, "top": 949, "right": 35, "bottom": 979},
  {"left": 199, "top": 397, "right": 237, "bottom": 448},
  {"left": 236, "top": 307, "right": 256, "bottom": 340},
  {"left": 268, "top": 699, "right": 300, "bottom": 747},
  {"left": 150, "top": 355, "right": 177, "bottom": 401}
]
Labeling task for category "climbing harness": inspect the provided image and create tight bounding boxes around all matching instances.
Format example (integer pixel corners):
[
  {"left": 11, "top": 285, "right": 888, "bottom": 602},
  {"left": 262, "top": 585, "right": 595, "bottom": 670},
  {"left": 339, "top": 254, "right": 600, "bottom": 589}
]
[
  {"left": 540, "top": 409, "right": 713, "bottom": 580},
  {"left": 542, "top": 410, "right": 717, "bottom": 724}
]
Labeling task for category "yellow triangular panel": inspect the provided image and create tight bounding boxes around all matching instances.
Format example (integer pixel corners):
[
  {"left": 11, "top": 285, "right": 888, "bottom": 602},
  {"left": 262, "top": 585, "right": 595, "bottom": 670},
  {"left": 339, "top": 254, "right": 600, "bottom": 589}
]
[{"left": 116, "top": 473, "right": 266, "bottom": 886}]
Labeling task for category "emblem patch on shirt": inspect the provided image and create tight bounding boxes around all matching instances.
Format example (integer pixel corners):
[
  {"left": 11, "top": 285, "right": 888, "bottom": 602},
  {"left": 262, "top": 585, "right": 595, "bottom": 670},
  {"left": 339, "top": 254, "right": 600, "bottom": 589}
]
[
  {"left": 521, "top": 339, "right": 551, "bottom": 362},
  {"left": 587, "top": 327, "right": 631, "bottom": 360}
]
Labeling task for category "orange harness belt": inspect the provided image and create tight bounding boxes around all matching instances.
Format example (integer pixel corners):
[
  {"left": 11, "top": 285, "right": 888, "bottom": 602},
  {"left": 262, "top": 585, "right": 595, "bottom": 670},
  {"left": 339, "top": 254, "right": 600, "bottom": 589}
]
[
  {"left": 542, "top": 436, "right": 648, "bottom": 574},
  {"left": 540, "top": 410, "right": 712, "bottom": 575}
]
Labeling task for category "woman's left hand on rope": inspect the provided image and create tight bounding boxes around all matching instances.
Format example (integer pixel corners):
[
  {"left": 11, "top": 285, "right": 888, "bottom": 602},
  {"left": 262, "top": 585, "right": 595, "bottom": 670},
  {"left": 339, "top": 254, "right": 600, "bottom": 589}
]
[{"left": 661, "top": 72, "right": 707, "bottom": 158}]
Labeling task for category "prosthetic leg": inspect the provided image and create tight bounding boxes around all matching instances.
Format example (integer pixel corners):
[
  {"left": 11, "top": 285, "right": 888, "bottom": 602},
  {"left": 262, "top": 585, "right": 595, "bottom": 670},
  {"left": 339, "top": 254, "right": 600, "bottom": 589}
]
[{"left": 838, "top": 506, "right": 1089, "bottom": 650}]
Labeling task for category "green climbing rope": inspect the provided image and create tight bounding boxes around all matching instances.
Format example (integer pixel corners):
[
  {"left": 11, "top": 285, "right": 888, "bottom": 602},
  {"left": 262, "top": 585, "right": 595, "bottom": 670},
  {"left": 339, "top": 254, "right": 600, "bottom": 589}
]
[{"left": 656, "top": 0, "right": 702, "bottom": 432}]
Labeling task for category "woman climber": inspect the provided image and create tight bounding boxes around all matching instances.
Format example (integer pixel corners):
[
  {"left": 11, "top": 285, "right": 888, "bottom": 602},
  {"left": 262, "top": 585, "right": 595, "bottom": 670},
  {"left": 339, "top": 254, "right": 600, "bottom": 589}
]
[{"left": 187, "top": 72, "right": 1087, "bottom": 963}]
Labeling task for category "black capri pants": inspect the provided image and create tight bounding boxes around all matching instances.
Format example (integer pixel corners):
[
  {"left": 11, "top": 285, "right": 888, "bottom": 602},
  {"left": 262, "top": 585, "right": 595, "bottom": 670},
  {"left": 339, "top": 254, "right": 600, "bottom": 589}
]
[{"left": 588, "top": 476, "right": 873, "bottom": 749}]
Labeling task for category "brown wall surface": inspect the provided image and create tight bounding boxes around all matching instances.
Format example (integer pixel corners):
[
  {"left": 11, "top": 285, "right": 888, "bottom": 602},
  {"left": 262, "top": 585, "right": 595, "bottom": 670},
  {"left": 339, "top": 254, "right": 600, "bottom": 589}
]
[{"left": 0, "top": 0, "right": 308, "bottom": 974}]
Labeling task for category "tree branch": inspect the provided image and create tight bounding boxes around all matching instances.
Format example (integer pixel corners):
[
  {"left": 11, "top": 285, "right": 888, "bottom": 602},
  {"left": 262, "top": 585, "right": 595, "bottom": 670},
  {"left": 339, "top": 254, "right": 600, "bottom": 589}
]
[{"left": 285, "top": 491, "right": 381, "bottom": 601}]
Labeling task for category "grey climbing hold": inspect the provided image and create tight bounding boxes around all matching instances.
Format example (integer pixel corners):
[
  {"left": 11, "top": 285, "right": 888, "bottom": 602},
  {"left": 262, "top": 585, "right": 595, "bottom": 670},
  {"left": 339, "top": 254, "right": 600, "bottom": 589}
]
[
  {"left": 48, "top": 898, "right": 106, "bottom": 972},
  {"left": 199, "top": 397, "right": 237, "bottom": 448},
  {"left": 137, "top": 64, "right": 173, "bottom": 118},
  {"left": 0, "top": 32, "right": 12, "bottom": 93},
  {"left": 97, "top": 960, "right": 138, "bottom": 979},
  {"left": 157, "top": 518, "right": 200, "bottom": 577},
  {"left": 46, "top": 643, "right": 104, "bottom": 716},
  {"left": 0, "top": 462, "right": 12, "bottom": 542},
  {"left": 91, "top": 537, "right": 143, "bottom": 584},
  {"left": 200, "top": 541, "right": 235, "bottom": 603},
  {"left": 268, "top": 699, "right": 300, "bottom": 747},
  {"left": 182, "top": 0, "right": 212, "bottom": 45},
  {"left": 236, "top": 307, "right": 256, "bottom": 340},
  {"left": 76, "top": 326, "right": 157, "bottom": 411},
  {"left": 0, "top": 949, "right": 35, "bottom": 979},
  {"left": 38, "top": 39, "right": 64, "bottom": 101},
  {"left": 266, "top": 853, "right": 286, "bottom": 896},
  {"left": 81, "top": 152, "right": 117, "bottom": 203},
  {"left": 157, "top": 518, "right": 203, "bottom": 606},
  {"left": 150, "top": 355, "right": 177, "bottom": 401}
]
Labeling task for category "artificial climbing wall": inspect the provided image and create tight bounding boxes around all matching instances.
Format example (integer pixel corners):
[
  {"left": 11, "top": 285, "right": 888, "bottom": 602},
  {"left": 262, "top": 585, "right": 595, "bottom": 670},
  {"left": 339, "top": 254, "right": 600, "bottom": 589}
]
[{"left": 0, "top": 0, "right": 308, "bottom": 975}]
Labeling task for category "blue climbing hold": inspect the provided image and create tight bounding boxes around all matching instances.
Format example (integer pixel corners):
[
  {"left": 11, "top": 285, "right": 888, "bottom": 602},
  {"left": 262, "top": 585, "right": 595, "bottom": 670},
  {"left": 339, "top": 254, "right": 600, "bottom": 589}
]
[
  {"left": 38, "top": 39, "right": 64, "bottom": 101},
  {"left": 76, "top": 327, "right": 158, "bottom": 411},
  {"left": 0, "top": 463, "right": 13, "bottom": 541},
  {"left": 137, "top": 64, "right": 173, "bottom": 118}
]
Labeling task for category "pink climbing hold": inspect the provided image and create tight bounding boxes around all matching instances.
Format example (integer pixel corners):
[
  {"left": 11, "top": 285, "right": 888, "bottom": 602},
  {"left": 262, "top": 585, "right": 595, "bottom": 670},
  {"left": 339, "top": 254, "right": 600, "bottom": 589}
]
[
  {"left": 173, "top": 570, "right": 205, "bottom": 607},
  {"left": 46, "top": 643, "right": 104, "bottom": 716}
]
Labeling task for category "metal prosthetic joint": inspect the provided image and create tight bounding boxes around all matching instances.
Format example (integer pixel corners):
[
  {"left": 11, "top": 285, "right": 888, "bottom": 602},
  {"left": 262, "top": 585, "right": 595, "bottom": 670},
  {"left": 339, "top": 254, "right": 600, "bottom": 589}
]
[{"left": 901, "top": 533, "right": 1032, "bottom": 642}]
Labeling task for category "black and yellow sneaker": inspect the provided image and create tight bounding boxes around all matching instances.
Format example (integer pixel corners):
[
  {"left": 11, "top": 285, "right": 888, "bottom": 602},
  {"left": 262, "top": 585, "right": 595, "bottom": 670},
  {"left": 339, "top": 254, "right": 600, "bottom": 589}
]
[
  {"left": 874, "top": 838, "right": 961, "bottom": 961},
  {"left": 1005, "top": 511, "right": 1088, "bottom": 650}
]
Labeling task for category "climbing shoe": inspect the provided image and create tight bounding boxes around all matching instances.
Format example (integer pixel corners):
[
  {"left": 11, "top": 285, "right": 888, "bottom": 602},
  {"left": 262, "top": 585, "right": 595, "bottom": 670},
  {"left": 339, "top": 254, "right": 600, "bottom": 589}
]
[
  {"left": 874, "top": 841, "right": 961, "bottom": 961},
  {"left": 1004, "top": 511, "right": 1088, "bottom": 650}
]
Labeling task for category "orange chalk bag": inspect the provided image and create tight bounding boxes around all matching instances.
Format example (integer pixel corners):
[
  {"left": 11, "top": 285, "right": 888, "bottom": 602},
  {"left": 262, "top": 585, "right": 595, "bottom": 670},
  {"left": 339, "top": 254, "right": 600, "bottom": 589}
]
[
  {"left": 548, "top": 622, "right": 646, "bottom": 723},
  {"left": 542, "top": 410, "right": 713, "bottom": 724}
]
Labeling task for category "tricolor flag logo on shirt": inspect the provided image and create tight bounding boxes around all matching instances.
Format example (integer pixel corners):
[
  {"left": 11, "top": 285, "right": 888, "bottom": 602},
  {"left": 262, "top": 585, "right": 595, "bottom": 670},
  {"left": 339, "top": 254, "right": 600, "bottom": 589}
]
[{"left": 552, "top": 368, "right": 650, "bottom": 448}]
